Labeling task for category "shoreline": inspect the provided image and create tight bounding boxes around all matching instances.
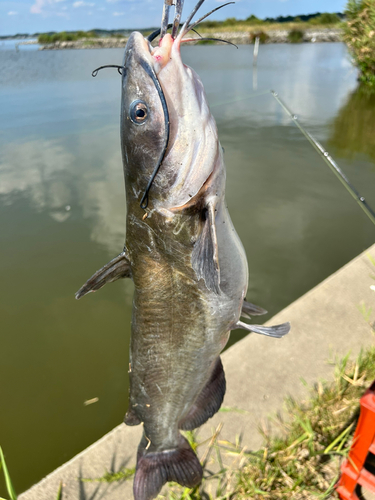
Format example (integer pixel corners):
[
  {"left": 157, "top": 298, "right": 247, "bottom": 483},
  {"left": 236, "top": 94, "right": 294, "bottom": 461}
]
[{"left": 38, "top": 28, "right": 342, "bottom": 50}]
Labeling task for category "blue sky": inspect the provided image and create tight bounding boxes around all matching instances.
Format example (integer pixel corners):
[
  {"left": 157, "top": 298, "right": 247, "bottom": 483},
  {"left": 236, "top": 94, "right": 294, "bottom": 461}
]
[{"left": 2, "top": 0, "right": 347, "bottom": 36}]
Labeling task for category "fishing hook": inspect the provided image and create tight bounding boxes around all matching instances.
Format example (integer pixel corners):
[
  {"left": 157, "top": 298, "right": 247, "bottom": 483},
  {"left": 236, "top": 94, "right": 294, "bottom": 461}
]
[{"left": 91, "top": 65, "right": 124, "bottom": 77}]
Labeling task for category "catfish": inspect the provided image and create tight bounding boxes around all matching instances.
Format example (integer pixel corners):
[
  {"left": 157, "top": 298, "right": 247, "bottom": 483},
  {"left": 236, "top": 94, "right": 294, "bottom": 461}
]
[{"left": 76, "top": 2, "right": 290, "bottom": 499}]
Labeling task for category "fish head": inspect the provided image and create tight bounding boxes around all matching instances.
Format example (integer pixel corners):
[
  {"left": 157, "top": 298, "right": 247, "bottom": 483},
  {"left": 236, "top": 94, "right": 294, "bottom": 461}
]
[
  {"left": 120, "top": 32, "right": 167, "bottom": 203},
  {"left": 121, "top": 27, "right": 222, "bottom": 211}
]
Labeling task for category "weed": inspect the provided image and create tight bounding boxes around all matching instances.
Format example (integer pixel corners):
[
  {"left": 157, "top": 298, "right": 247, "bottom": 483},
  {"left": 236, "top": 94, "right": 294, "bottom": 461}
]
[
  {"left": 0, "top": 447, "right": 17, "bottom": 500},
  {"left": 82, "top": 467, "right": 135, "bottom": 483},
  {"left": 249, "top": 31, "right": 270, "bottom": 44},
  {"left": 288, "top": 30, "right": 304, "bottom": 43}
]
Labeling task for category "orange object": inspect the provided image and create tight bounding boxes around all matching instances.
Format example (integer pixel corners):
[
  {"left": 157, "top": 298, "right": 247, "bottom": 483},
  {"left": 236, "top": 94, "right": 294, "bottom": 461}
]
[{"left": 336, "top": 380, "right": 375, "bottom": 499}]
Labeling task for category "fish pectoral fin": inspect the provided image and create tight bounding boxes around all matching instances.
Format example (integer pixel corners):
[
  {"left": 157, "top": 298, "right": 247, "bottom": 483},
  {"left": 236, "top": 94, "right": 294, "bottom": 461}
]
[
  {"left": 179, "top": 357, "right": 226, "bottom": 431},
  {"left": 235, "top": 320, "right": 291, "bottom": 339},
  {"left": 75, "top": 251, "right": 132, "bottom": 300},
  {"left": 241, "top": 300, "right": 268, "bottom": 319},
  {"left": 191, "top": 201, "right": 221, "bottom": 294}
]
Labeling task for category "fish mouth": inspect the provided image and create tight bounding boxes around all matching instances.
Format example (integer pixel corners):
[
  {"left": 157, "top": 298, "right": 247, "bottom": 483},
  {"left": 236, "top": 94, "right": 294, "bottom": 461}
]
[{"left": 147, "top": 0, "right": 234, "bottom": 73}]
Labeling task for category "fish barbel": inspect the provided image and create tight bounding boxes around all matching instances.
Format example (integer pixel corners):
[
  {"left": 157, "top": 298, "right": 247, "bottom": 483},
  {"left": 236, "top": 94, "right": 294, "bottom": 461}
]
[{"left": 76, "top": 1, "right": 290, "bottom": 499}]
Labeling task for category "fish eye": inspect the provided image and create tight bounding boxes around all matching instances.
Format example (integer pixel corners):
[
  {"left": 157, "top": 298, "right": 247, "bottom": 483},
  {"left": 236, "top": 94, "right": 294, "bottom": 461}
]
[{"left": 130, "top": 100, "right": 149, "bottom": 125}]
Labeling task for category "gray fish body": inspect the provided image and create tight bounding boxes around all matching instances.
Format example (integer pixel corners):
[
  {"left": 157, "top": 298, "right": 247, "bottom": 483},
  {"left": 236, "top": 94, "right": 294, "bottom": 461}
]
[
  {"left": 76, "top": 25, "right": 290, "bottom": 500},
  {"left": 125, "top": 188, "right": 248, "bottom": 452},
  {"left": 120, "top": 32, "right": 248, "bottom": 452}
]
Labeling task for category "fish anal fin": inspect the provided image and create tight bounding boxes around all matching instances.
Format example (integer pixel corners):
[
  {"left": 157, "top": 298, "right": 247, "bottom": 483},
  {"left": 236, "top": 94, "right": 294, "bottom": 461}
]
[
  {"left": 179, "top": 357, "right": 226, "bottom": 431},
  {"left": 134, "top": 434, "right": 202, "bottom": 500},
  {"left": 75, "top": 251, "right": 132, "bottom": 300},
  {"left": 124, "top": 408, "right": 142, "bottom": 426},
  {"left": 191, "top": 202, "right": 220, "bottom": 294},
  {"left": 236, "top": 320, "right": 291, "bottom": 339},
  {"left": 242, "top": 300, "right": 268, "bottom": 318}
]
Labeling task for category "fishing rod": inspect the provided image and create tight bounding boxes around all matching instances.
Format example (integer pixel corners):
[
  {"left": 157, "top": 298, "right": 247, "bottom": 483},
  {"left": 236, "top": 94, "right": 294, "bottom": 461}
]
[
  {"left": 212, "top": 89, "right": 375, "bottom": 228},
  {"left": 270, "top": 90, "right": 375, "bottom": 227}
]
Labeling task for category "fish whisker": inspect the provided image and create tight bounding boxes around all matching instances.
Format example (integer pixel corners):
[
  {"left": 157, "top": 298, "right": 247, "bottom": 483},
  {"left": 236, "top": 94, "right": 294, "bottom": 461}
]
[
  {"left": 185, "top": 2, "right": 235, "bottom": 37},
  {"left": 178, "top": 0, "right": 207, "bottom": 40},
  {"left": 181, "top": 37, "right": 238, "bottom": 48},
  {"left": 148, "top": 24, "right": 200, "bottom": 43}
]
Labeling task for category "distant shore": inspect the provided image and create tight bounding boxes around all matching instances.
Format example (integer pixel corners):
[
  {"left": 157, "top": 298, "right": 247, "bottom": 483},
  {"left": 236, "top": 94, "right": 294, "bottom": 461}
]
[{"left": 38, "top": 28, "right": 342, "bottom": 50}]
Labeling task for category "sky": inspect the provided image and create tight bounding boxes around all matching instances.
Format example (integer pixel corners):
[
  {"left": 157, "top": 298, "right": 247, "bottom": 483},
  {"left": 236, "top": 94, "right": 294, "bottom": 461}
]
[{"left": 1, "top": 0, "right": 347, "bottom": 37}]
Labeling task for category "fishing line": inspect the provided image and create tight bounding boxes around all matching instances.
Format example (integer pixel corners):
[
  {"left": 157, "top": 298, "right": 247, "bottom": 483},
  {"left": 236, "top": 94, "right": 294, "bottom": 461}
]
[
  {"left": 210, "top": 89, "right": 271, "bottom": 108},
  {"left": 211, "top": 89, "right": 375, "bottom": 227}
]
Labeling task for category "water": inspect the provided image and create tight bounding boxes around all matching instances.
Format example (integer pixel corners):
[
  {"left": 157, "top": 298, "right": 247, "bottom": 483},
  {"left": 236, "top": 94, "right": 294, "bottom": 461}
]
[
  {"left": 0, "top": 39, "right": 39, "bottom": 51},
  {"left": 0, "top": 42, "right": 374, "bottom": 495}
]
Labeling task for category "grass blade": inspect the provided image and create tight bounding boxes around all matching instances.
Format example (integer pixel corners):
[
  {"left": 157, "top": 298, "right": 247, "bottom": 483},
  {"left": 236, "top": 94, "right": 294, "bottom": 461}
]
[
  {"left": 56, "top": 481, "right": 63, "bottom": 500},
  {"left": 324, "top": 423, "right": 354, "bottom": 454},
  {"left": 0, "top": 447, "right": 17, "bottom": 500}
]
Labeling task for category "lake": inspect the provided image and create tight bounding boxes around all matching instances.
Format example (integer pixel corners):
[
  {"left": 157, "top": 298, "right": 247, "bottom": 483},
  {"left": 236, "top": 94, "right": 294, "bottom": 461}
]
[{"left": 1, "top": 42, "right": 374, "bottom": 495}]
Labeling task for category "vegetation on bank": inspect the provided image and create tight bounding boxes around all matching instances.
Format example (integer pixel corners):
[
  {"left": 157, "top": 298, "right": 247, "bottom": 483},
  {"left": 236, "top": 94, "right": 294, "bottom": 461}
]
[
  {"left": 287, "top": 29, "right": 305, "bottom": 43},
  {"left": 35, "top": 11, "right": 343, "bottom": 46},
  {"left": 37, "top": 30, "right": 98, "bottom": 44},
  {"left": 342, "top": 0, "right": 375, "bottom": 87},
  {"left": 197, "top": 11, "right": 343, "bottom": 29}
]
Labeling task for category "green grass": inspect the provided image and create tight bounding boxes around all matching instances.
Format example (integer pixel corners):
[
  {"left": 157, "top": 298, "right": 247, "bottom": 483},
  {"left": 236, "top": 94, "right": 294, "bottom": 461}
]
[
  {"left": 82, "top": 467, "right": 135, "bottom": 483},
  {"left": 0, "top": 447, "right": 17, "bottom": 500}
]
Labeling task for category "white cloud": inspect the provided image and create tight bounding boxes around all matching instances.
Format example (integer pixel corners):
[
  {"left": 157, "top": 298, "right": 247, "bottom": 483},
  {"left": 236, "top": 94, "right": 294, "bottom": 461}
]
[
  {"left": 106, "top": 0, "right": 121, "bottom": 3},
  {"left": 73, "top": 1, "right": 95, "bottom": 7},
  {"left": 30, "top": 0, "right": 67, "bottom": 14},
  {"left": 30, "top": 0, "right": 44, "bottom": 14},
  {"left": 8, "top": 11, "right": 18, "bottom": 15},
  {"left": 113, "top": 11, "right": 125, "bottom": 16}
]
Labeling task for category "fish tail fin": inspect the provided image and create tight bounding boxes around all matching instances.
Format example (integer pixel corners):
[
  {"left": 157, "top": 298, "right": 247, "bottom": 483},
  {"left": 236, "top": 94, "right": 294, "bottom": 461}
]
[{"left": 134, "top": 434, "right": 202, "bottom": 500}]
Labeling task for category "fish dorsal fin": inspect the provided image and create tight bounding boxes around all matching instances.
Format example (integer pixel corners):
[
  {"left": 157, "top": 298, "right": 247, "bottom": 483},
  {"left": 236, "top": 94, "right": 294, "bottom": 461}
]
[
  {"left": 191, "top": 201, "right": 221, "bottom": 294},
  {"left": 75, "top": 251, "right": 132, "bottom": 300}
]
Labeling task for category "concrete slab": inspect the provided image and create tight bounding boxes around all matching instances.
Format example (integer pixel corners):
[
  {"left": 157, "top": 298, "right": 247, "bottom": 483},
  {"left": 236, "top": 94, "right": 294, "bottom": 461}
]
[{"left": 19, "top": 244, "right": 375, "bottom": 500}]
